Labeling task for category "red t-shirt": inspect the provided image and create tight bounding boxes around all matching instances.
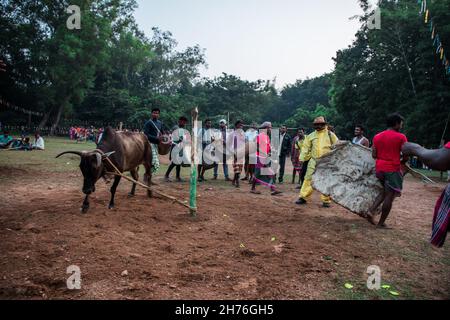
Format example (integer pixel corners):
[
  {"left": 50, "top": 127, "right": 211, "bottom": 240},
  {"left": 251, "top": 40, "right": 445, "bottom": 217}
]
[
  {"left": 373, "top": 130, "right": 408, "bottom": 172},
  {"left": 445, "top": 142, "right": 450, "bottom": 149}
]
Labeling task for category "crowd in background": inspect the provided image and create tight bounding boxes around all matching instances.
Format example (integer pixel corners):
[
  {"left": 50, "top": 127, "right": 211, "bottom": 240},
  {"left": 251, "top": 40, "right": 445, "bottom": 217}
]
[
  {"left": 69, "top": 126, "right": 103, "bottom": 144},
  {"left": 0, "top": 130, "right": 45, "bottom": 151}
]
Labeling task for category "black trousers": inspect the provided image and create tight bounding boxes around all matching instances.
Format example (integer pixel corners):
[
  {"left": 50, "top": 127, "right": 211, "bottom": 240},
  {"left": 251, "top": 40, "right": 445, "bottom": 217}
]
[
  {"left": 166, "top": 163, "right": 181, "bottom": 178},
  {"left": 279, "top": 154, "right": 287, "bottom": 182}
]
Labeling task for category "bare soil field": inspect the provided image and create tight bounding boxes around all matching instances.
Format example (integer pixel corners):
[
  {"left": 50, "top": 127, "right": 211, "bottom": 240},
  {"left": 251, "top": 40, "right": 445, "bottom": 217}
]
[{"left": 0, "top": 139, "right": 449, "bottom": 300}]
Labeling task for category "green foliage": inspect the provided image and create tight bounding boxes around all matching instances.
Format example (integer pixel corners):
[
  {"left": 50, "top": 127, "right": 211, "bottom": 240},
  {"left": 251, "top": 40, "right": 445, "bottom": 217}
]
[
  {"left": 331, "top": 0, "right": 450, "bottom": 144},
  {"left": 1, "top": 0, "right": 449, "bottom": 146}
]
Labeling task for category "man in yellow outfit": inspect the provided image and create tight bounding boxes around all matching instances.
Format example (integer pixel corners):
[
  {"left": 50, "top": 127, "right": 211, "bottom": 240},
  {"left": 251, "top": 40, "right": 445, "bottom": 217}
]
[{"left": 295, "top": 117, "right": 338, "bottom": 208}]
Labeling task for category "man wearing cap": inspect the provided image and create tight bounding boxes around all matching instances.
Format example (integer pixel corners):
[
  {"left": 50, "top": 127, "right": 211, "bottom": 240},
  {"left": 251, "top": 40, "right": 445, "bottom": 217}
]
[
  {"left": 251, "top": 122, "right": 282, "bottom": 196},
  {"left": 213, "top": 119, "right": 231, "bottom": 181},
  {"left": 296, "top": 117, "right": 338, "bottom": 208}
]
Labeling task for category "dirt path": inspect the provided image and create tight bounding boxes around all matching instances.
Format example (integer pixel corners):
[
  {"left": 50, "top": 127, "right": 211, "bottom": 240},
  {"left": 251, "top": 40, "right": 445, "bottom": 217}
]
[{"left": 0, "top": 168, "right": 449, "bottom": 300}]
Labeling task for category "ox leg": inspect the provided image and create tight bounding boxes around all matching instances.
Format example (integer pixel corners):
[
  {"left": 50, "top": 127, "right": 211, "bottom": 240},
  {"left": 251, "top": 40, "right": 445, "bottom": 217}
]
[
  {"left": 144, "top": 163, "right": 152, "bottom": 198},
  {"left": 109, "top": 175, "right": 121, "bottom": 209},
  {"left": 129, "top": 168, "right": 139, "bottom": 197},
  {"left": 81, "top": 195, "right": 90, "bottom": 214}
]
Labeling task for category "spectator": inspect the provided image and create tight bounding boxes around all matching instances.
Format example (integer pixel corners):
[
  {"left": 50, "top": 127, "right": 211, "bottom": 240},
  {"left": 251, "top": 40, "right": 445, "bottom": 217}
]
[
  {"left": 32, "top": 132, "right": 45, "bottom": 150},
  {"left": 0, "top": 131, "right": 13, "bottom": 149}
]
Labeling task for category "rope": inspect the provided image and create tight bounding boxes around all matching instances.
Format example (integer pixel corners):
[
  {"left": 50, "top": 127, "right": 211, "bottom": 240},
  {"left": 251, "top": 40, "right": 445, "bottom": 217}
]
[
  {"left": 439, "top": 111, "right": 450, "bottom": 146},
  {"left": 103, "top": 157, "right": 194, "bottom": 211}
]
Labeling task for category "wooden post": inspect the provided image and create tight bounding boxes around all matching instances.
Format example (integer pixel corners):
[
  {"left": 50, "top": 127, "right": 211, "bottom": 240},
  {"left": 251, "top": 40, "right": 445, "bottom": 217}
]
[{"left": 189, "top": 107, "right": 199, "bottom": 217}]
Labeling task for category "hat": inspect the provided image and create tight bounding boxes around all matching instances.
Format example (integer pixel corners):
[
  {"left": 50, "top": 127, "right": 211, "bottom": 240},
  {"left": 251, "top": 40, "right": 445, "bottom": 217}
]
[
  {"left": 259, "top": 121, "right": 272, "bottom": 129},
  {"left": 219, "top": 119, "right": 227, "bottom": 125},
  {"left": 313, "top": 117, "right": 327, "bottom": 125}
]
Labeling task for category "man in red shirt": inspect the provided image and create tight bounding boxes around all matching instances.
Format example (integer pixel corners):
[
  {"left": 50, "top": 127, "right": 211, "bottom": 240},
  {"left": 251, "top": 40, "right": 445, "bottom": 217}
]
[
  {"left": 402, "top": 141, "right": 450, "bottom": 247},
  {"left": 368, "top": 113, "right": 408, "bottom": 228}
]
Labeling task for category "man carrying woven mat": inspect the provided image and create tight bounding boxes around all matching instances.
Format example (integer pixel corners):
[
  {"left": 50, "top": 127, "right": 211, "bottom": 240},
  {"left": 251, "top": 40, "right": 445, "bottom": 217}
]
[{"left": 295, "top": 117, "right": 338, "bottom": 208}]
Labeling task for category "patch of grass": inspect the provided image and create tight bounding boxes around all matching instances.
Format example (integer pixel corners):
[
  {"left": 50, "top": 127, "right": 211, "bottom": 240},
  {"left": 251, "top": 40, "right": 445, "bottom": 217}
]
[
  {"left": 328, "top": 276, "right": 413, "bottom": 300},
  {"left": 0, "top": 137, "right": 253, "bottom": 189},
  {"left": 414, "top": 168, "right": 448, "bottom": 180},
  {"left": 0, "top": 137, "right": 96, "bottom": 175}
]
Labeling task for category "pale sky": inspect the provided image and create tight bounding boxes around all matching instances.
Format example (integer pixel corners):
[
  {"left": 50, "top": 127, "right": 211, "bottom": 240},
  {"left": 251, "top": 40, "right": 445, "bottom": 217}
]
[{"left": 134, "top": 0, "right": 370, "bottom": 88}]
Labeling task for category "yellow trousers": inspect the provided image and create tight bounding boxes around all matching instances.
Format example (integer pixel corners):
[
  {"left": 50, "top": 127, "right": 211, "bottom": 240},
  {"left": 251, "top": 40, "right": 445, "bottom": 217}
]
[{"left": 299, "top": 179, "right": 331, "bottom": 204}]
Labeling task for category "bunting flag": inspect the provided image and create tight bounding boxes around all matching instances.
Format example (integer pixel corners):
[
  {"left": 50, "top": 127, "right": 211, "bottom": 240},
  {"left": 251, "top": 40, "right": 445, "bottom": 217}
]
[
  {"left": 418, "top": 0, "right": 450, "bottom": 78},
  {"left": 0, "top": 97, "right": 43, "bottom": 117}
]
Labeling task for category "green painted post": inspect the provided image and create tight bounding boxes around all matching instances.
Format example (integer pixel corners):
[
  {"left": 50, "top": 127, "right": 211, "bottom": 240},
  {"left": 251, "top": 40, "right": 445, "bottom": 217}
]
[{"left": 189, "top": 107, "right": 199, "bottom": 217}]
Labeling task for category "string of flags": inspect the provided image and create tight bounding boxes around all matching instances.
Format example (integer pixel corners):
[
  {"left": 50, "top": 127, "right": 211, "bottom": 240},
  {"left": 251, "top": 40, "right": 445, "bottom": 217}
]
[
  {"left": 418, "top": 0, "right": 450, "bottom": 78},
  {"left": 0, "top": 96, "right": 44, "bottom": 117}
]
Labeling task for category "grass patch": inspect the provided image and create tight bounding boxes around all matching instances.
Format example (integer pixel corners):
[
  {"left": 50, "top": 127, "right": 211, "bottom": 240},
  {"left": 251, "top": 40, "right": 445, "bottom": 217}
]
[{"left": 0, "top": 137, "right": 96, "bottom": 175}]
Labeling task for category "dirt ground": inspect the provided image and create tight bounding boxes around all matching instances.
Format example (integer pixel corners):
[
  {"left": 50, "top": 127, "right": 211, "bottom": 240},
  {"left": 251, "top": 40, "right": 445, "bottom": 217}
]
[{"left": 0, "top": 159, "right": 449, "bottom": 300}]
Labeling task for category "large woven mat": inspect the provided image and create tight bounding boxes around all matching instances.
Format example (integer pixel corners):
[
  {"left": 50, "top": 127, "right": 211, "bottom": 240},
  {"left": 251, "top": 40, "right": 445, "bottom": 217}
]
[{"left": 312, "top": 142, "right": 383, "bottom": 216}]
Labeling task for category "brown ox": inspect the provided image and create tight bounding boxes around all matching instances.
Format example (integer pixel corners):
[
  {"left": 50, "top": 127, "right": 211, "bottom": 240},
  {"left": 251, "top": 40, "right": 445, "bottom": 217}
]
[{"left": 56, "top": 127, "right": 152, "bottom": 213}]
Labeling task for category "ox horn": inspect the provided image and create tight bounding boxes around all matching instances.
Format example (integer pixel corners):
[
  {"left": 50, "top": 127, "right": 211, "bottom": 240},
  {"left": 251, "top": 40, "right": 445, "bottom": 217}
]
[
  {"left": 55, "top": 151, "right": 85, "bottom": 158},
  {"left": 102, "top": 151, "right": 116, "bottom": 158},
  {"left": 95, "top": 152, "right": 102, "bottom": 168}
]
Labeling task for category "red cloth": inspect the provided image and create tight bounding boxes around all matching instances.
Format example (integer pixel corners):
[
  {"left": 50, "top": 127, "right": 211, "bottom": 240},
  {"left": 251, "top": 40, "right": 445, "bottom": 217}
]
[
  {"left": 256, "top": 132, "right": 271, "bottom": 157},
  {"left": 373, "top": 130, "right": 408, "bottom": 172},
  {"left": 445, "top": 142, "right": 450, "bottom": 149}
]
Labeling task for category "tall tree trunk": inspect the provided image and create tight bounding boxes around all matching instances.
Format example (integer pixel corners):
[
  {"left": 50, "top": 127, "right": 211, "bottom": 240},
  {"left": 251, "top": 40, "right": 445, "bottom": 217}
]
[
  {"left": 50, "top": 103, "right": 65, "bottom": 136},
  {"left": 38, "top": 109, "right": 52, "bottom": 130}
]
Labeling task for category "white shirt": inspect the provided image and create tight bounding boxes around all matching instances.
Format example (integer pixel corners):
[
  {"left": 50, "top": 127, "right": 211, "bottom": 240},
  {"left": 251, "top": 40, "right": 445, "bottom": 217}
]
[
  {"left": 352, "top": 136, "right": 368, "bottom": 146},
  {"left": 245, "top": 129, "right": 257, "bottom": 142},
  {"left": 198, "top": 128, "right": 214, "bottom": 144},
  {"left": 33, "top": 136, "right": 45, "bottom": 150}
]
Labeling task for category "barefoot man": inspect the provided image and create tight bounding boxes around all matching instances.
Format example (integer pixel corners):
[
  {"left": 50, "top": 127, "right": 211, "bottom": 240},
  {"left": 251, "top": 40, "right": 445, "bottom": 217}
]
[{"left": 368, "top": 113, "right": 408, "bottom": 228}]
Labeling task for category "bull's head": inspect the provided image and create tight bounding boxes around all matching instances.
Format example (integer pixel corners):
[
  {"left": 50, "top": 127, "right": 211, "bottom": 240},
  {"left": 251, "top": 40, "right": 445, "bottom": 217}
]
[{"left": 56, "top": 151, "right": 114, "bottom": 195}]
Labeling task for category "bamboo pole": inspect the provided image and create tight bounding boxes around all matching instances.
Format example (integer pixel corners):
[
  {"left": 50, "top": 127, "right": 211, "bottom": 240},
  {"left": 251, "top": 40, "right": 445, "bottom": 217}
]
[{"left": 189, "top": 107, "right": 199, "bottom": 217}]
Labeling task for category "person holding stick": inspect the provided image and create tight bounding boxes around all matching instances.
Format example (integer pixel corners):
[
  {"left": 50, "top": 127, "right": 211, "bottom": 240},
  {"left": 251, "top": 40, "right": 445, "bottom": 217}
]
[{"left": 402, "top": 141, "right": 450, "bottom": 247}]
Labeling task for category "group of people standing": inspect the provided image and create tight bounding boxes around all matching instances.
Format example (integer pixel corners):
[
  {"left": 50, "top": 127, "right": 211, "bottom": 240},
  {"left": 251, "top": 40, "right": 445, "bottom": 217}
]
[
  {"left": 141, "top": 109, "right": 448, "bottom": 247},
  {"left": 69, "top": 126, "right": 103, "bottom": 143}
]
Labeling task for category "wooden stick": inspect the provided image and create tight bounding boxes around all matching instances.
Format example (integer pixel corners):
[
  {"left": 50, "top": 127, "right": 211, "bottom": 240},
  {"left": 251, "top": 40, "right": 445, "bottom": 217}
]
[
  {"left": 404, "top": 164, "right": 436, "bottom": 184},
  {"left": 103, "top": 157, "right": 193, "bottom": 210}
]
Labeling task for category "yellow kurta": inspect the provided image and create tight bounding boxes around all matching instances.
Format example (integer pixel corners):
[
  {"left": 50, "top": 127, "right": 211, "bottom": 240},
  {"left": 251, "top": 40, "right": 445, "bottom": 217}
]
[
  {"left": 295, "top": 139, "right": 304, "bottom": 151},
  {"left": 299, "top": 129, "right": 338, "bottom": 203}
]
